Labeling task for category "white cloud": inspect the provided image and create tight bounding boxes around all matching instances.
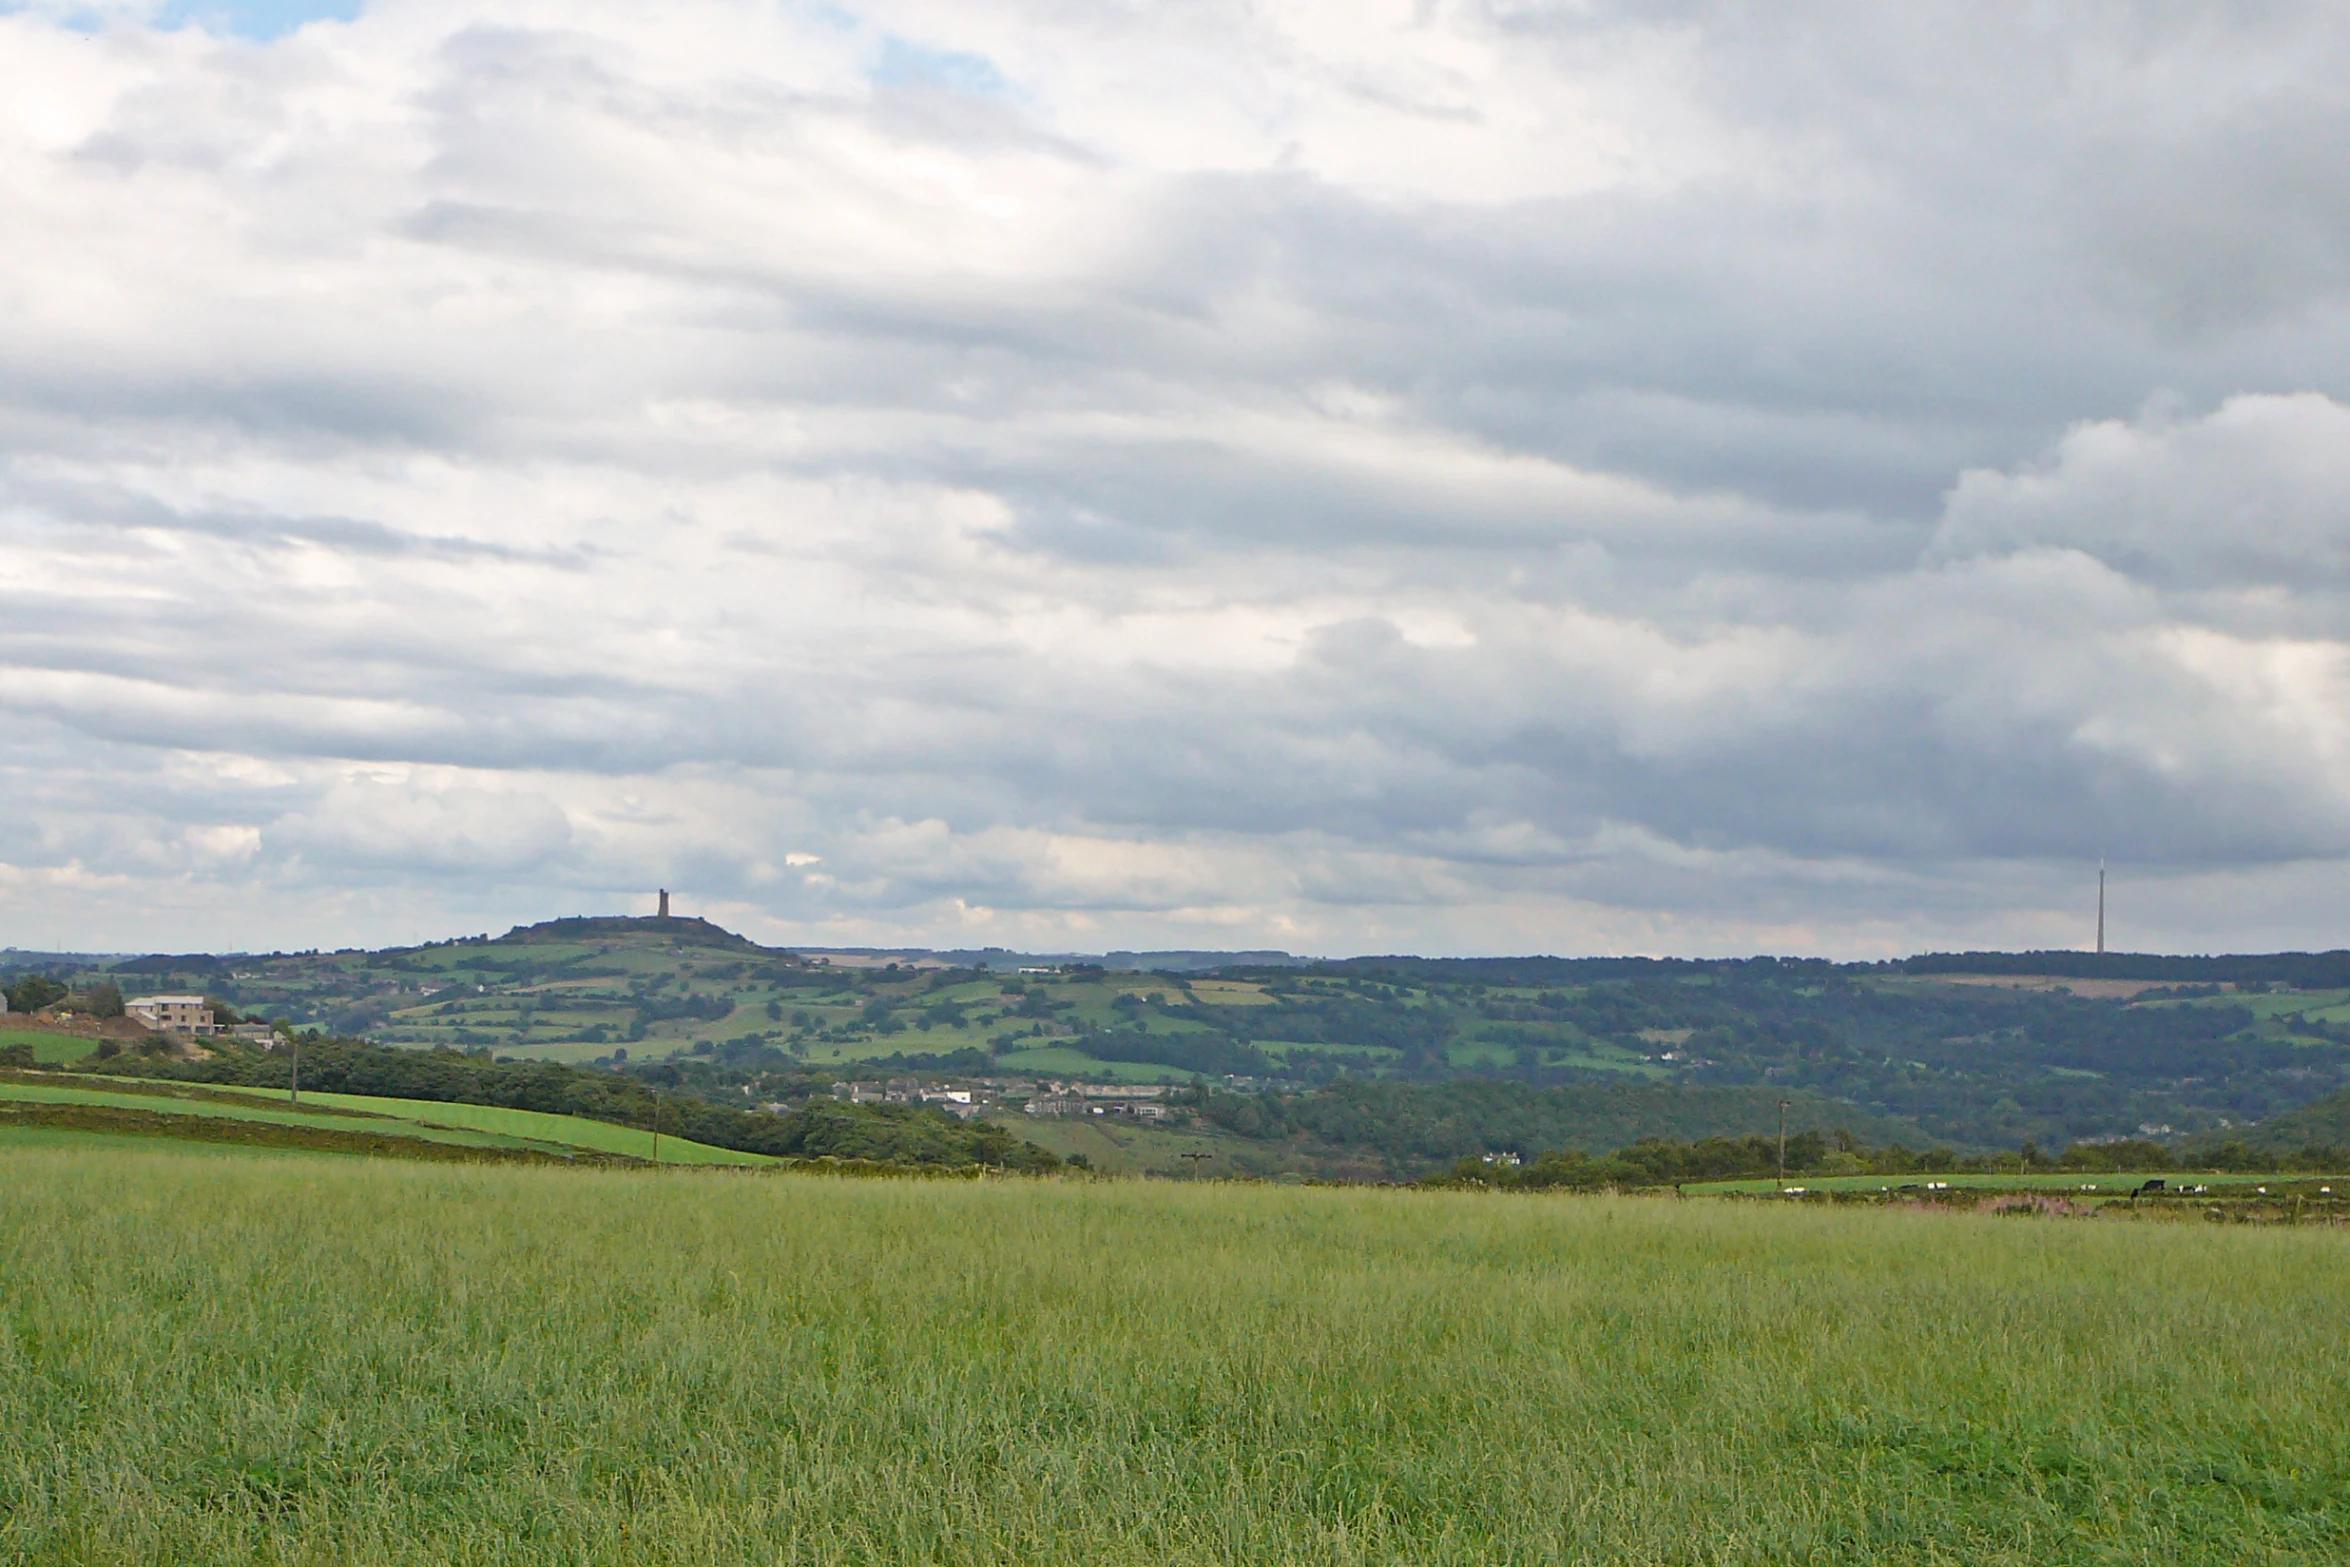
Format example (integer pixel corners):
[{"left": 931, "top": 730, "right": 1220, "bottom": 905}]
[
  {"left": 270, "top": 775, "right": 575, "bottom": 872},
  {"left": 7, "top": 1, "right": 2350, "bottom": 956},
  {"left": 1936, "top": 394, "right": 2350, "bottom": 587}
]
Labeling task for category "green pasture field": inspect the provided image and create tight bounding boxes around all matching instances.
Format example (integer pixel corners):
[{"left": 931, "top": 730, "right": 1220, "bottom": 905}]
[
  {"left": 990, "top": 1046, "right": 1180, "bottom": 1081},
  {"left": 371, "top": 953, "right": 1274, "bottom": 1075},
  {"left": 185, "top": 1083, "right": 770, "bottom": 1166},
  {"left": 2150, "top": 987, "right": 2350, "bottom": 1027},
  {"left": 2227, "top": 988, "right": 2350, "bottom": 1020},
  {"left": 986, "top": 1112, "right": 1248, "bottom": 1177},
  {"left": 1182, "top": 978, "right": 1273, "bottom": 1005},
  {"left": 0, "top": 1124, "right": 346, "bottom": 1159},
  {"left": 1690, "top": 1169, "right": 2339, "bottom": 1195},
  {"left": 986, "top": 1114, "right": 1390, "bottom": 1183},
  {"left": 1255, "top": 1038, "right": 1404, "bottom": 1063},
  {"left": 0, "top": 1027, "right": 95, "bottom": 1065},
  {"left": 3, "top": 1151, "right": 2346, "bottom": 1565},
  {"left": 1544, "top": 1045, "right": 1669, "bottom": 1078},
  {"left": 0, "top": 1079, "right": 536, "bottom": 1153},
  {"left": 787, "top": 1034, "right": 982, "bottom": 1068},
  {"left": 0, "top": 1077, "right": 760, "bottom": 1166},
  {"left": 469, "top": 1039, "right": 626, "bottom": 1066}
]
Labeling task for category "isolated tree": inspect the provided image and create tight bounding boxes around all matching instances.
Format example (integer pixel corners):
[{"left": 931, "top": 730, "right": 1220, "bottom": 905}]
[
  {"left": 72, "top": 981, "right": 124, "bottom": 1018},
  {"left": 4, "top": 975, "right": 67, "bottom": 1013}
]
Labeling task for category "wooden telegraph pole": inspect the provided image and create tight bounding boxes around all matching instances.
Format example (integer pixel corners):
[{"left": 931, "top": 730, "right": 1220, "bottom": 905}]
[
  {"left": 653, "top": 1089, "right": 664, "bottom": 1166},
  {"left": 289, "top": 1032, "right": 301, "bottom": 1108},
  {"left": 1777, "top": 1098, "right": 1790, "bottom": 1183}
]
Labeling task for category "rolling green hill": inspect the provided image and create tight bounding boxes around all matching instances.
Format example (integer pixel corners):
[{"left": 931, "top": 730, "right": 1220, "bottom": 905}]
[
  {"left": 19, "top": 922, "right": 2350, "bottom": 1161},
  {"left": 2220, "top": 1087, "right": 2350, "bottom": 1153}
]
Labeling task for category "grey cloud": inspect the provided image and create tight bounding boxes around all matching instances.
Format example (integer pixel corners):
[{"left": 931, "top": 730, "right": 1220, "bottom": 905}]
[
  {"left": 2, "top": 470, "right": 593, "bottom": 566},
  {"left": 10, "top": 1, "right": 2350, "bottom": 955},
  {"left": 1934, "top": 394, "right": 2350, "bottom": 589},
  {"left": 270, "top": 779, "right": 576, "bottom": 874}
]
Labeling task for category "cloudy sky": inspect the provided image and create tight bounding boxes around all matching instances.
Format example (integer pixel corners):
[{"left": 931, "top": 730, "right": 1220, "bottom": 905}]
[{"left": 5, "top": 0, "right": 2350, "bottom": 958}]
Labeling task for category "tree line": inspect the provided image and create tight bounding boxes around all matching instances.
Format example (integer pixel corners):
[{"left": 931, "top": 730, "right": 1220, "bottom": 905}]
[{"left": 1423, "top": 1130, "right": 2350, "bottom": 1191}]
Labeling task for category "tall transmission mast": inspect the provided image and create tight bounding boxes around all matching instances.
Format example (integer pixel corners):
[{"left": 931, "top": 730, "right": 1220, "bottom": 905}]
[{"left": 2096, "top": 862, "right": 2105, "bottom": 956}]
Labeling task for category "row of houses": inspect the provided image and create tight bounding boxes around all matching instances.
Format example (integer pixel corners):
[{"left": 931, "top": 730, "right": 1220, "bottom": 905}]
[
  {"left": 1027, "top": 1083, "right": 1171, "bottom": 1121},
  {"left": 828, "top": 1077, "right": 1173, "bottom": 1122},
  {"left": 831, "top": 1078, "right": 1000, "bottom": 1118}
]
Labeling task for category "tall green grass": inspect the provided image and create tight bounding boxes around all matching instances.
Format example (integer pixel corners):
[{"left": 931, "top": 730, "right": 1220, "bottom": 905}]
[
  {"left": 2, "top": 1148, "right": 2345, "bottom": 1564},
  {"left": 0, "top": 1028, "right": 93, "bottom": 1065}
]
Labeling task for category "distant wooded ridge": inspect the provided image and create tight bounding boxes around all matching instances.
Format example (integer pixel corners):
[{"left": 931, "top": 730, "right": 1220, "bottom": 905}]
[
  {"left": 1891, "top": 951, "right": 2350, "bottom": 985},
  {"left": 19, "top": 922, "right": 2350, "bottom": 983},
  {"left": 1225, "top": 950, "right": 2350, "bottom": 988}
]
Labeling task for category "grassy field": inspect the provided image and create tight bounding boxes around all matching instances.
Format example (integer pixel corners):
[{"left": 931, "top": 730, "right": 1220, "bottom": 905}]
[
  {"left": 187, "top": 1083, "right": 772, "bottom": 1165},
  {"left": 985, "top": 1113, "right": 1396, "bottom": 1181},
  {"left": 1691, "top": 1169, "right": 2336, "bottom": 1195},
  {"left": 2, "top": 1148, "right": 2346, "bottom": 1564},
  {"left": 0, "top": 1123, "right": 346, "bottom": 1159},
  {"left": 0, "top": 1026, "right": 95, "bottom": 1065},
  {"left": 0, "top": 1079, "right": 536, "bottom": 1152},
  {"left": 0, "top": 1076, "right": 762, "bottom": 1166},
  {"left": 989, "top": 1110, "right": 1269, "bottom": 1178},
  {"left": 988, "top": 1046, "right": 1180, "bottom": 1081}
]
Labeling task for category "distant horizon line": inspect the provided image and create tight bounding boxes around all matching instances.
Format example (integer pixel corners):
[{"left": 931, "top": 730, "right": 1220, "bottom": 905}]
[{"left": 7, "top": 909, "right": 2350, "bottom": 974}]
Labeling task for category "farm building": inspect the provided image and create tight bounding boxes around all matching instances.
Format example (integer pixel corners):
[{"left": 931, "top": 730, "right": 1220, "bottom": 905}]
[{"left": 125, "top": 995, "right": 215, "bottom": 1037}]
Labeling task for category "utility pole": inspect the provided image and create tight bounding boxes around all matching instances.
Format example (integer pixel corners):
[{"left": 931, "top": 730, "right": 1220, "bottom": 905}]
[
  {"left": 1179, "top": 1151, "right": 1211, "bottom": 1178},
  {"left": 288, "top": 1032, "right": 301, "bottom": 1108},
  {"left": 1777, "top": 1098, "right": 1790, "bottom": 1183},
  {"left": 653, "top": 1089, "right": 664, "bottom": 1166}
]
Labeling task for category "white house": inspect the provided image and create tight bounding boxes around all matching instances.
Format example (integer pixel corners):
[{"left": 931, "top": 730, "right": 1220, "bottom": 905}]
[{"left": 126, "top": 995, "right": 215, "bottom": 1037}]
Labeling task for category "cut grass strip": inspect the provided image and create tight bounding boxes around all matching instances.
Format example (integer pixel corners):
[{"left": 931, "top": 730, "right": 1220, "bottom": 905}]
[
  {"left": 0, "top": 1123, "right": 351, "bottom": 1158},
  {"left": 181, "top": 1081, "right": 773, "bottom": 1165},
  {"left": 42, "top": 1073, "right": 770, "bottom": 1165},
  {"left": 0, "top": 1104, "right": 634, "bottom": 1164},
  {"left": 0, "top": 1079, "right": 547, "bottom": 1154}
]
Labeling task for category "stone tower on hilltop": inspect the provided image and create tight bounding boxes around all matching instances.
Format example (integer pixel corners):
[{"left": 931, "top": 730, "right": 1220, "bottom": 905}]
[{"left": 658, "top": 889, "right": 670, "bottom": 918}]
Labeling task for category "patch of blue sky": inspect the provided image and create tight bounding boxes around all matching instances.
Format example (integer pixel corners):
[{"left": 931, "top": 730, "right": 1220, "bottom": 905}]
[
  {"left": 157, "top": 0, "right": 358, "bottom": 37},
  {"left": 870, "top": 35, "right": 1009, "bottom": 97},
  {"left": 7, "top": 0, "right": 360, "bottom": 39}
]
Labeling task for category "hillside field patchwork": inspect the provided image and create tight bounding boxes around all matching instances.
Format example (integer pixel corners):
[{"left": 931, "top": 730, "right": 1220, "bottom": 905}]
[
  {"left": 55, "top": 922, "right": 2350, "bottom": 1161},
  {"left": 2, "top": 1143, "right": 2346, "bottom": 1565}
]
